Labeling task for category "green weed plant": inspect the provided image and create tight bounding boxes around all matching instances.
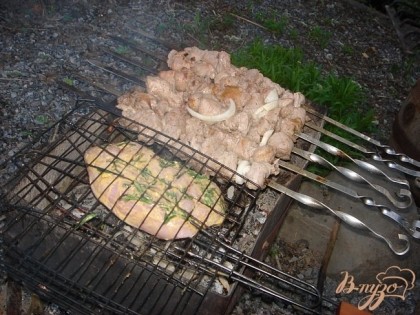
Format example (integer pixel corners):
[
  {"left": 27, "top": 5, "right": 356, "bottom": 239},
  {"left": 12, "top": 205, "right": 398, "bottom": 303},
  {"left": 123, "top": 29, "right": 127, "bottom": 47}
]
[
  {"left": 255, "top": 12, "right": 289, "bottom": 34},
  {"left": 309, "top": 26, "right": 332, "bottom": 49}
]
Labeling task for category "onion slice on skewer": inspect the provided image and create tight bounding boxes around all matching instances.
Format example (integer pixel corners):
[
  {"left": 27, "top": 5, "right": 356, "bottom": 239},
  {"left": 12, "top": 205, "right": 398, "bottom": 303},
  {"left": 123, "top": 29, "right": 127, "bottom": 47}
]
[
  {"left": 186, "top": 99, "right": 236, "bottom": 123},
  {"left": 264, "top": 88, "right": 279, "bottom": 104},
  {"left": 235, "top": 160, "right": 251, "bottom": 184},
  {"left": 260, "top": 129, "right": 274, "bottom": 146},
  {"left": 253, "top": 100, "right": 279, "bottom": 119}
]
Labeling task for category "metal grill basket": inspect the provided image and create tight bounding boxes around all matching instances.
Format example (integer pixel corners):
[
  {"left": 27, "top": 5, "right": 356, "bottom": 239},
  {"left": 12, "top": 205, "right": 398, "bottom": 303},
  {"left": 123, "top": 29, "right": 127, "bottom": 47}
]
[{"left": 0, "top": 101, "right": 316, "bottom": 315}]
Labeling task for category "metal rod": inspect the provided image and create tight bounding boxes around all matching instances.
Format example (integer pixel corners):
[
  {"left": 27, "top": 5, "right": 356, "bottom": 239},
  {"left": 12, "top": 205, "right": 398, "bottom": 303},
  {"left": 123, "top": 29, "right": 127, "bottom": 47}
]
[
  {"left": 180, "top": 250, "right": 323, "bottom": 314},
  {"left": 192, "top": 237, "right": 321, "bottom": 299},
  {"left": 291, "top": 148, "right": 412, "bottom": 209},
  {"left": 297, "top": 132, "right": 412, "bottom": 193},
  {"left": 86, "top": 59, "right": 146, "bottom": 87},
  {"left": 169, "top": 234, "right": 338, "bottom": 315},
  {"left": 267, "top": 181, "right": 411, "bottom": 256},
  {"left": 108, "top": 35, "right": 167, "bottom": 63},
  {"left": 278, "top": 158, "right": 420, "bottom": 239},
  {"left": 305, "top": 121, "right": 371, "bottom": 154},
  {"left": 316, "top": 220, "right": 340, "bottom": 314},
  {"left": 304, "top": 121, "right": 420, "bottom": 177},
  {"left": 100, "top": 47, "right": 157, "bottom": 75},
  {"left": 304, "top": 106, "right": 420, "bottom": 169}
]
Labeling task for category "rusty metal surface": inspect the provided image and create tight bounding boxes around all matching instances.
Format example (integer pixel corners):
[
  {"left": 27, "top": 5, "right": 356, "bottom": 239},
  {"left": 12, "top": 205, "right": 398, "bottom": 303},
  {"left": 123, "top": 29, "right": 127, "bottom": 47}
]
[
  {"left": 391, "top": 79, "right": 420, "bottom": 161},
  {"left": 390, "top": 78, "right": 420, "bottom": 206},
  {"left": 386, "top": 1, "right": 420, "bottom": 54}
]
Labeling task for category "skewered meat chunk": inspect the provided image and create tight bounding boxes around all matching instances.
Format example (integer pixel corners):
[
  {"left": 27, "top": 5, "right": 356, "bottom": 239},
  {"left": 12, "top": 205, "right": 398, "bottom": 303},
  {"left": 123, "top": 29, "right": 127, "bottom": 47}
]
[
  {"left": 252, "top": 145, "right": 276, "bottom": 163},
  {"left": 146, "top": 76, "right": 183, "bottom": 107},
  {"left": 167, "top": 50, "right": 191, "bottom": 70},
  {"left": 158, "top": 70, "right": 175, "bottom": 86},
  {"left": 245, "top": 162, "right": 279, "bottom": 189},
  {"left": 268, "top": 132, "right": 294, "bottom": 160},
  {"left": 214, "top": 85, "right": 249, "bottom": 110},
  {"left": 117, "top": 47, "right": 308, "bottom": 189},
  {"left": 219, "top": 111, "right": 250, "bottom": 135},
  {"left": 192, "top": 61, "right": 216, "bottom": 78},
  {"left": 187, "top": 93, "right": 226, "bottom": 116},
  {"left": 168, "top": 47, "right": 221, "bottom": 73},
  {"left": 84, "top": 141, "right": 226, "bottom": 240},
  {"left": 162, "top": 110, "right": 187, "bottom": 140},
  {"left": 174, "top": 68, "right": 194, "bottom": 92}
]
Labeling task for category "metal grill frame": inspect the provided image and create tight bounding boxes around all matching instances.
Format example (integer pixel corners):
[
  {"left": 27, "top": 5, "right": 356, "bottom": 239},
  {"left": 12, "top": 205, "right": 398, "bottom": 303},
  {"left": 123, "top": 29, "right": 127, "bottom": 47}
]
[{"left": 0, "top": 100, "right": 303, "bottom": 315}]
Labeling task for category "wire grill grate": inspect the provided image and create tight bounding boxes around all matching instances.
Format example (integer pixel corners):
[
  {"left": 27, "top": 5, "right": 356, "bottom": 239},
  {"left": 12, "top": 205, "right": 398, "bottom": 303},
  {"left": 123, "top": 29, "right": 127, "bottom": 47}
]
[{"left": 1, "top": 101, "right": 271, "bottom": 315}]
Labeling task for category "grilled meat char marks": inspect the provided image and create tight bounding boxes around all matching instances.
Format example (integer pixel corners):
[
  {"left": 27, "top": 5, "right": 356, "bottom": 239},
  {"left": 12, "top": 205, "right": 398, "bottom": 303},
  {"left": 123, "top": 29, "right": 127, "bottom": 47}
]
[
  {"left": 117, "top": 47, "right": 308, "bottom": 189},
  {"left": 84, "top": 142, "right": 226, "bottom": 240}
]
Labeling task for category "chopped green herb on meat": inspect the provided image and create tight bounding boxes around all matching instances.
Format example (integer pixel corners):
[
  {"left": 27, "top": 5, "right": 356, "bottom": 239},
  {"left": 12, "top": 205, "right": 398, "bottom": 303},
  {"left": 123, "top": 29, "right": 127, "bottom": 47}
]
[
  {"left": 132, "top": 154, "right": 146, "bottom": 165},
  {"left": 140, "top": 167, "right": 152, "bottom": 178},
  {"left": 85, "top": 141, "right": 226, "bottom": 240},
  {"left": 159, "top": 159, "right": 176, "bottom": 168},
  {"left": 133, "top": 180, "right": 148, "bottom": 194},
  {"left": 111, "top": 158, "right": 126, "bottom": 172},
  {"left": 164, "top": 189, "right": 180, "bottom": 203},
  {"left": 202, "top": 187, "right": 217, "bottom": 207},
  {"left": 121, "top": 191, "right": 154, "bottom": 204},
  {"left": 187, "top": 169, "right": 208, "bottom": 181}
]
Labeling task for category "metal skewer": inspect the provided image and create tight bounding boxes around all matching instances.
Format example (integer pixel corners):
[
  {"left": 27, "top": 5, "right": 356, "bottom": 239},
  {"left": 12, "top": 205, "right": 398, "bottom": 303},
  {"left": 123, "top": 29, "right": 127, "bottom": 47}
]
[
  {"left": 267, "top": 181, "right": 411, "bottom": 256},
  {"left": 305, "top": 121, "right": 420, "bottom": 178},
  {"left": 277, "top": 158, "right": 420, "bottom": 239},
  {"left": 291, "top": 147, "right": 412, "bottom": 209},
  {"left": 298, "top": 133, "right": 412, "bottom": 194},
  {"left": 304, "top": 107, "right": 420, "bottom": 170}
]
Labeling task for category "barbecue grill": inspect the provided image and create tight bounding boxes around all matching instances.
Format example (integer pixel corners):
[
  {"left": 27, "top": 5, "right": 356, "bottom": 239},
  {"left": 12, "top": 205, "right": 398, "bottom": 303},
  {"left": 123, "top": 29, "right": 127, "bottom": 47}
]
[
  {"left": 0, "top": 101, "right": 331, "bottom": 314},
  {"left": 1, "top": 31, "right": 419, "bottom": 314}
]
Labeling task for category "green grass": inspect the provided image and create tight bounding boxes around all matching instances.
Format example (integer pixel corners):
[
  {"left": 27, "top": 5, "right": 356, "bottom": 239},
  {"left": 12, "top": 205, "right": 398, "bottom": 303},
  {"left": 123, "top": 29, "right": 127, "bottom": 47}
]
[
  {"left": 115, "top": 45, "right": 130, "bottom": 55},
  {"left": 309, "top": 26, "right": 332, "bottom": 49},
  {"left": 255, "top": 12, "right": 289, "bottom": 34},
  {"left": 34, "top": 114, "right": 49, "bottom": 125},
  {"left": 231, "top": 40, "right": 372, "bottom": 129},
  {"left": 183, "top": 11, "right": 213, "bottom": 47},
  {"left": 341, "top": 43, "right": 354, "bottom": 56},
  {"left": 391, "top": 55, "right": 419, "bottom": 86},
  {"left": 231, "top": 40, "right": 373, "bottom": 174},
  {"left": 183, "top": 11, "right": 236, "bottom": 47},
  {"left": 208, "top": 13, "right": 235, "bottom": 32},
  {"left": 289, "top": 28, "right": 299, "bottom": 40},
  {"left": 63, "top": 77, "right": 75, "bottom": 86}
]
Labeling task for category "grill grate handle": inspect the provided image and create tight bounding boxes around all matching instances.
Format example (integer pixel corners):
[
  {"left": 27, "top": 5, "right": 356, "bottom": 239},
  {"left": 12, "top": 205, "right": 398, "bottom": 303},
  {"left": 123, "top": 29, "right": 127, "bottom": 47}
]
[{"left": 170, "top": 234, "right": 338, "bottom": 315}]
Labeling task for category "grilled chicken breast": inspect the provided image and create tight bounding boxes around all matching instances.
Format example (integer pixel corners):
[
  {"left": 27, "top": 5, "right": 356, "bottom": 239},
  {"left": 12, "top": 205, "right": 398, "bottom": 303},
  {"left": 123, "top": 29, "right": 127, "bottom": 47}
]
[{"left": 84, "top": 141, "right": 226, "bottom": 240}]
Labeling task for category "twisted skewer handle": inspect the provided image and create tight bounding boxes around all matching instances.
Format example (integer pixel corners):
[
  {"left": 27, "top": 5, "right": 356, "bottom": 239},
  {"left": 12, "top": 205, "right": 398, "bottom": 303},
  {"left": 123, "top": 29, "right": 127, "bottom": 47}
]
[
  {"left": 279, "top": 158, "right": 420, "bottom": 238},
  {"left": 268, "top": 181, "right": 411, "bottom": 256},
  {"left": 298, "top": 133, "right": 411, "bottom": 190},
  {"left": 292, "top": 148, "right": 412, "bottom": 208},
  {"left": 304, "top": 107, "right": 420, "bottom": 170}
]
